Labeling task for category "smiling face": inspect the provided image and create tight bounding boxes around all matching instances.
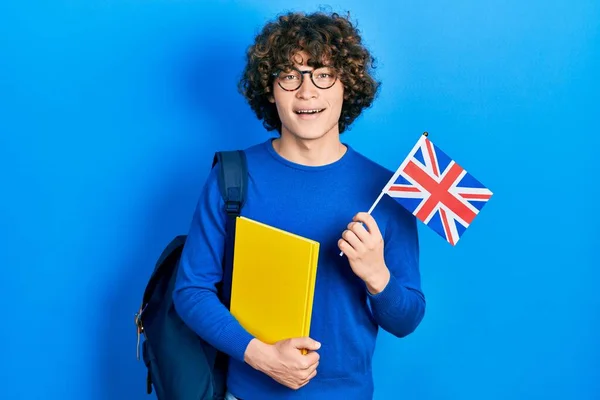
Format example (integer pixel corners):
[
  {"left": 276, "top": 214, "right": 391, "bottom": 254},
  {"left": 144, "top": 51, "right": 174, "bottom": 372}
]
[{"left": 269, "top": 51, "right": 344, "bottom": 143}]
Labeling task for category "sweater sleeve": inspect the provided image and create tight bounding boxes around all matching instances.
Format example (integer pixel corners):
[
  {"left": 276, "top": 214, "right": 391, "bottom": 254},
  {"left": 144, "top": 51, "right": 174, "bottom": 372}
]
[
  {"left": 367, "top": 199, "right": 426, "bottom": 338},
  {"left": 172, "top": 166, "right": 255, "bottom": 362}
]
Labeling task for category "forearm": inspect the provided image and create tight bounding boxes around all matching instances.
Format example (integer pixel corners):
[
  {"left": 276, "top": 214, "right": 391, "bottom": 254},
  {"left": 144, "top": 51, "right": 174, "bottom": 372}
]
[
  {"left": 171, "top": 165, "right": 257, "bottom": 361},
  {"left": 173, "top": 285, "right": 255, "bottom": 362},
  {"left": 367, "top": 273, "right": 426, "bottom": 337}
]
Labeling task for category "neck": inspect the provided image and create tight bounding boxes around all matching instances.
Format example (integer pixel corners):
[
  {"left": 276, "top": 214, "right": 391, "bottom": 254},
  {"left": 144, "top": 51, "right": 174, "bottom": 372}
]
[{"left": 273, "top": 129, "right": 347, "bottom": 167}]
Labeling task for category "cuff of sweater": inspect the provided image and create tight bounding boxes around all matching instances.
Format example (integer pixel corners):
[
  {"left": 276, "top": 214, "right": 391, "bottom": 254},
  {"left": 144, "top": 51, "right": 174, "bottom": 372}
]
[
  {"left": 220, "top": 324, "right": 256, "bottom": 363},
  {"left": 367, "top": 272, "right": 402, "bottom": 311}
]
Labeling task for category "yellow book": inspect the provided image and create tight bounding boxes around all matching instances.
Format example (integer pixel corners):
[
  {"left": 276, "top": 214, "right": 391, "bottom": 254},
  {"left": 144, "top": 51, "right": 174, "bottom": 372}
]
[{"left": 230, "top": 216, "right": 319, "bottom": 346}]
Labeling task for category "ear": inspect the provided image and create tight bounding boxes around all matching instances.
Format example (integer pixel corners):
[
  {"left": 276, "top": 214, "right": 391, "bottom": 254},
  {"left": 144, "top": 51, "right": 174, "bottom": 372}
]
[{"left": 268, "top": 95, "right": 275, "bottom": 103}]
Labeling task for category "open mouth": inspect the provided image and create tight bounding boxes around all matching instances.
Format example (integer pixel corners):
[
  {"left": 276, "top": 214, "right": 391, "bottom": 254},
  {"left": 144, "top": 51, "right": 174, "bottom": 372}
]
[{"left": 294, "top": 108, "right": 326, "bottom": 115}]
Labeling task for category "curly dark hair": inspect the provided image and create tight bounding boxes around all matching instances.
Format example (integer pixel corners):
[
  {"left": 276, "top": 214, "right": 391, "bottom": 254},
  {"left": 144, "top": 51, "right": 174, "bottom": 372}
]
[{"left": 238, "top": 11, "right": 380, "bottom": 134}]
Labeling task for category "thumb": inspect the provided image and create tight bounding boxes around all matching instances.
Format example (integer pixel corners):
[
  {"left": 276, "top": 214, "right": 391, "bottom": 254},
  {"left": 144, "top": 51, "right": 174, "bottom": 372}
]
[{"left": 292, "top": 337, "right": 321, "bottom": 351}]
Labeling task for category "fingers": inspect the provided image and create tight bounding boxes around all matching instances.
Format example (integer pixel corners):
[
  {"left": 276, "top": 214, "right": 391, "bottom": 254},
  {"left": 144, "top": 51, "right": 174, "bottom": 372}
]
[
  {"left": 338, "top": 237, "right": 357, "bottom": 258},
  {"left": 306, "top": 363, "right": 318, "bottom": 379},
  {"left": 297, "top": 363, "right": 318, "bottom": 387},
  {"left": 353, "top": 212, "right": 381, "bottom": 237},
  {"left": 291, "top": 360, "right": 319, "bottom": 390},
  {"left": 291, "top": 337, "right": 321, "bottom": 352},
  {"left": 271, "top": 338, "right": 322, "bottom": 390},
  {"left": 339, "top": 219, "right": 371, "bottom": 255},
  {"left": 289, "top": 344, "right": 320, "bottom": 390},
  {"left": 293, "top": 348, "right": 320, "bottom": 370},
  {"left": 339, "top": 213, "right": 383, "bottom": 255},
  {"left": 347, "top": 221, "right": 369, "bottom": 243},
  {"left": 302, "top": 350, "right": 320, "bottom": 367},
  {"left": 341, "top": 226, "right": 364, "bottom": 252}
]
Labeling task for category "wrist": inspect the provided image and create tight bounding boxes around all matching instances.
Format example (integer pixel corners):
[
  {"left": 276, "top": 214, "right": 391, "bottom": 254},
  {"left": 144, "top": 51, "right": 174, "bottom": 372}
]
[
  {"left": 365, "top": 265, "right": 390, "bottom": 295},
  {"left": 243, "top": 338, "right": 273, "bottom": 371}
]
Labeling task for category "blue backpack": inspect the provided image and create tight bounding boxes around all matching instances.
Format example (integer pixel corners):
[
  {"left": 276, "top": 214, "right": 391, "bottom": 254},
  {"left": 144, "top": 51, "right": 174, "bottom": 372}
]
[{"left": 135, "top": 150, "right": 248, "bottom": 400}]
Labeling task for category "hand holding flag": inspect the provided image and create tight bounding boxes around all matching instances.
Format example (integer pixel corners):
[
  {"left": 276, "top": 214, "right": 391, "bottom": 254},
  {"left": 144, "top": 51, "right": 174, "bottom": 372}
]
[
  {"left": 341, "top": 132, "right": 493, "bottom": 252},
  {"left": 338, "top": 212, "right": 390, "bottom": 294}
]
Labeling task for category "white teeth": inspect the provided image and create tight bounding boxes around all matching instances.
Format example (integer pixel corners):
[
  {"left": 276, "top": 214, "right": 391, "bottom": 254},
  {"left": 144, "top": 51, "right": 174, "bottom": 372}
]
[{"left": 296, "top": 109, "right": 324, "bottom": 114}]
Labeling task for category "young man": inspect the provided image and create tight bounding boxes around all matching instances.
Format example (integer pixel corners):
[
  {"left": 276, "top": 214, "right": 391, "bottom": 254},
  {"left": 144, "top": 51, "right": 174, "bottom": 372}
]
[{"left": 173, "top": 10, "right": 425, "bottom": 400}]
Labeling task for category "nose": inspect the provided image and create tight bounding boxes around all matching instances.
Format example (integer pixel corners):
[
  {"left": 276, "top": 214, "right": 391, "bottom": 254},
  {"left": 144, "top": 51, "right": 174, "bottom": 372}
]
[{"left": 296, "top": 72, "right": 319, "bottom": 100}]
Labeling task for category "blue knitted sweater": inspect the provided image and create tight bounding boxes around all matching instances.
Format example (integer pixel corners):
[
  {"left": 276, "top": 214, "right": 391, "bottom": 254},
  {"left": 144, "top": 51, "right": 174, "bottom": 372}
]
[{"left": 173, "top": 139, "right": 425, "bottom": 400}]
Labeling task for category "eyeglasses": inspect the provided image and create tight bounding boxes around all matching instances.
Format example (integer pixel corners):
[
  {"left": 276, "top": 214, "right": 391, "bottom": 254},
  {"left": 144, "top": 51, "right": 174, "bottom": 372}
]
[{"left": 272, "top": 66, "right": 338, "bottom": 91}]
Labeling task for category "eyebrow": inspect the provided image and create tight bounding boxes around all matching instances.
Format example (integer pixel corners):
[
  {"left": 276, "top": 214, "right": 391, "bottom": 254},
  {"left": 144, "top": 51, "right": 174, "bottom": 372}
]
[{"left": 297, "top": 63, "right": 328, "bottom": 71}]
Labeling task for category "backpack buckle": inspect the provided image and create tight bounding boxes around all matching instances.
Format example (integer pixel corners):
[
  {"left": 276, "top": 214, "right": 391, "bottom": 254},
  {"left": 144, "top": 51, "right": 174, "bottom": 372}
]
[
  {"left": 135, "top": 305, "right": 145, "bottom": 361},
  {"left": 225, "top": 200, "right": 241, "bottom": 215}
]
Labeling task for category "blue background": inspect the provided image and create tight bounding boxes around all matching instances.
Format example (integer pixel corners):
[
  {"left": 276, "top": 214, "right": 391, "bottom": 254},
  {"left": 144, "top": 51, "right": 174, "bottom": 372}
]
[{"left": 1, "top": 0, "right": 598, "bottom": 399}]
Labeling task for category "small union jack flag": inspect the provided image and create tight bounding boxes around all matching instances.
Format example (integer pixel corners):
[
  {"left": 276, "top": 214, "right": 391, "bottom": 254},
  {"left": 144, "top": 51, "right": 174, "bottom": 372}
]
[{"left": 383, "top": 134, "right": 493, "bottom": 245}]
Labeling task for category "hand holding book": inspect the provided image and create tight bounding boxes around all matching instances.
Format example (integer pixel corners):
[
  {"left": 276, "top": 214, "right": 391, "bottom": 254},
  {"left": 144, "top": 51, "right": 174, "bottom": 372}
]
[{"left": 244, "top": 337, "right": 321, "bottom": 390}]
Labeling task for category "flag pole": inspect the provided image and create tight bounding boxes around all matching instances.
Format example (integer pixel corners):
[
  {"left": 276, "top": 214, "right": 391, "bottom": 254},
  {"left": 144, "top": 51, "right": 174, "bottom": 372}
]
[
  {"left": 339, "top": 131, "right": 429, "bottom": 256},
  {"left": 366, "top": 192, "right": 385, "bottom": 214}
]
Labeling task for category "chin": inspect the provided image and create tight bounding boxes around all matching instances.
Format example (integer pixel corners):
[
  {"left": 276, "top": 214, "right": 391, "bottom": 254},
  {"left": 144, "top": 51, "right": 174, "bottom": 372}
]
[
  {"left": 296, "top": 130, "right": 328, "bottom": 140},
  {"left": 285, "top": 123, "right": 339, "bottom": 141}
]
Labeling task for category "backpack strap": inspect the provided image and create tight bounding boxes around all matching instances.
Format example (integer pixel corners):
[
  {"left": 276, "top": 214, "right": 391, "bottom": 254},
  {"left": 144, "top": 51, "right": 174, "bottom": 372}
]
[{"left": 213, "top": 150, "right": 248, "bottom": 310}]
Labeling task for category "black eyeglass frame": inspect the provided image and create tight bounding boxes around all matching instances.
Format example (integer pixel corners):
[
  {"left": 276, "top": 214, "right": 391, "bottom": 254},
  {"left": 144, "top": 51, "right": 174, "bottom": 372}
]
[{"left": 271, "top": 66, "right": 339, "bottom": 92}]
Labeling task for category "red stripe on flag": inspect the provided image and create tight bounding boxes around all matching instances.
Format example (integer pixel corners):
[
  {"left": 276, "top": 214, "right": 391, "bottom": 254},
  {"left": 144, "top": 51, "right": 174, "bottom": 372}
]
[
  {"left": 403, "top": 161, "right": 477, "bottom": 225},
  {"left": 389, "top": 185, "right": 420, "bottom": 192},
  {"left": 439, "top": 208, "right": 455, "bottom": 246},
  {"left": 459, "top": 193, "right": 492, "bottom": 200},
  {"left": 425, "top": 139, "right": 439, "bottom": 177}
]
